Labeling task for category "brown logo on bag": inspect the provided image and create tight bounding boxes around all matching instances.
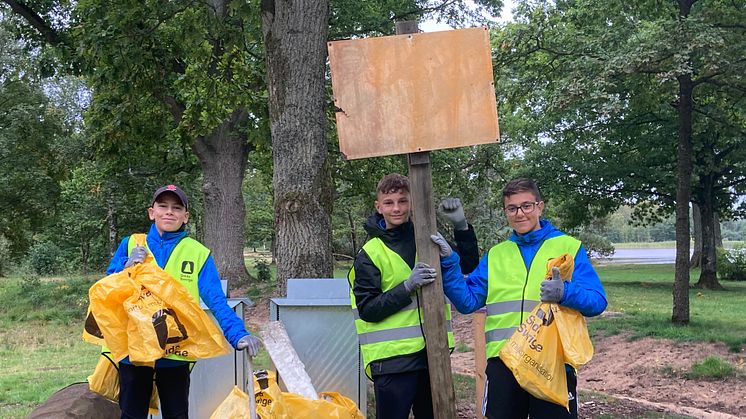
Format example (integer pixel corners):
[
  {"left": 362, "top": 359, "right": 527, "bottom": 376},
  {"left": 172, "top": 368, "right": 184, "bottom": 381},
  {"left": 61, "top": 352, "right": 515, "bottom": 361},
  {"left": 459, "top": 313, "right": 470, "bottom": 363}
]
[
  {"left": 151, "top": 308, "right": 189, "bottom": 349},
  {"left": 535, "top": 307, "right": 555, "bottom": 326},
  {"left": 84, "top": 312, "right": 104, "bottom": 338}
]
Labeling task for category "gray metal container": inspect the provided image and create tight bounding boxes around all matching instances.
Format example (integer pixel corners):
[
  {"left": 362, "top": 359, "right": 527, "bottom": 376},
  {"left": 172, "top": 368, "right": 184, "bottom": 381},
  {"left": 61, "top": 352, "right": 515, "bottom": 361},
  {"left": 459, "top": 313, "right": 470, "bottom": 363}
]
[
  {"left": 270, "top": 278, "right": 366, "bottom": 416},
  {"left": 150, "top": 296, "right": 251, "bottom": 419}
]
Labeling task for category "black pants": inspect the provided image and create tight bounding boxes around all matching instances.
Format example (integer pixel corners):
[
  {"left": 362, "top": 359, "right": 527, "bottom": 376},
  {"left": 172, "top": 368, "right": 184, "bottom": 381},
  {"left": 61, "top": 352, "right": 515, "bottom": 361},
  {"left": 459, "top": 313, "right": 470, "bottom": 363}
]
[
  {"left": 483, "top": 357, "right": 577, "bottom": 419},
  {"left": 119, "top": 363, "right": 190, "bottom": 419},
  {"left": 373, "top": 369, "right": 433, "bottom": 419}
]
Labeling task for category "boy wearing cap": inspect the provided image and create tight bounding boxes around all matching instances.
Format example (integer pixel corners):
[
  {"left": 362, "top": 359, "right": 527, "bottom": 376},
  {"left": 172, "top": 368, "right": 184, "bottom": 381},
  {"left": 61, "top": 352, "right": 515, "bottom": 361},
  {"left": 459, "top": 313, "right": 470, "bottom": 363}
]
[{"left": 106, "top": 184, "right": 261, "bottom": 419}]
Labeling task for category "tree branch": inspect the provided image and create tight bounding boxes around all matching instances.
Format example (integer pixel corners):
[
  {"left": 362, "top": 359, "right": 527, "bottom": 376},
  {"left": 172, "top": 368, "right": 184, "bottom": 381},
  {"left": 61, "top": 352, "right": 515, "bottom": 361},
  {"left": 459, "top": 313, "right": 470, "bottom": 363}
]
[{"left": 1, "top": 0, "right": 62, "bottom": 45}]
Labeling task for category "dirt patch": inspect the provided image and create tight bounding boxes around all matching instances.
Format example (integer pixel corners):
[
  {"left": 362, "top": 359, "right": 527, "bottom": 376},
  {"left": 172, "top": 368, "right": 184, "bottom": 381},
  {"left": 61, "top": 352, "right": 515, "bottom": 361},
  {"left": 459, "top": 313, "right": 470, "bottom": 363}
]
[{"left": 449, "top": 311, "right": 746, "bottom": 418}]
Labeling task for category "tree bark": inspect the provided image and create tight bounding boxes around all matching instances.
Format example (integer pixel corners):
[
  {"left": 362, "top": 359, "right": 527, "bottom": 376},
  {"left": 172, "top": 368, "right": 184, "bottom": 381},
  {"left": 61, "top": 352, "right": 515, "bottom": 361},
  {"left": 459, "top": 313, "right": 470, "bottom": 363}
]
[
  {"left": 261, "top": 0, "right": 333, "bottom": 294},
  {"left": 694, "top": 169, "right": 723, "bottom": 290},
  {"left": 690, "top": 202, "right": 701, "bottom": 268},
  {"left": 714, "top": 212, "right": 723, "bottom": 247},
  {"left": 107, "top": 188, "right": 118, "bottom": 257},
  {"left": 671, "top": 0, "right": 695, "bottom": 325},
  {"left": 193, "top": 110, "right": 252, "bottom": 287},
  {"left": 347, "top": 209, "right": 358, "bottom": 255}
]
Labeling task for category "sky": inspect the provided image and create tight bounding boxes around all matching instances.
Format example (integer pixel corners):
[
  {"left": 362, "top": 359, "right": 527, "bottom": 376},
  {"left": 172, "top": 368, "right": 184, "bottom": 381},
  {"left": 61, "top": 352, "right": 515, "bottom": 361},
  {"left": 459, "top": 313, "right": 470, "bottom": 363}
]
[{"left": 419, "top": 0, "right": 515, "bottom": 32}]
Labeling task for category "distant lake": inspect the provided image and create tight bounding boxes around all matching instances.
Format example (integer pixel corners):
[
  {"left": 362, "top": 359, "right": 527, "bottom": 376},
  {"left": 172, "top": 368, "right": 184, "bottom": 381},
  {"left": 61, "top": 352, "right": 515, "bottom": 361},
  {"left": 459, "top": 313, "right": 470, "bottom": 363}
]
[{"left": 593, "top": 248, "right": 693, "bottom": 265}]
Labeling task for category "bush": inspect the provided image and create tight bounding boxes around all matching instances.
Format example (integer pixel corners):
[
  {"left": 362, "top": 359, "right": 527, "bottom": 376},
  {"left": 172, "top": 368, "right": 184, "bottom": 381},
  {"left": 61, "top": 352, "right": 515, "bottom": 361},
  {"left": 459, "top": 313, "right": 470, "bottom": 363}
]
[
  {"left": 254, "top": 260, "right": 272, "bottom": 283},
  {"left": 717, "top": 246, "right": 746, "bottom": 281},
  {"left": 573, "top": 230, "right": 615, "bottom": 259},
  {"left": 27, "top": 241, "right": 65, "bottom": 276}
]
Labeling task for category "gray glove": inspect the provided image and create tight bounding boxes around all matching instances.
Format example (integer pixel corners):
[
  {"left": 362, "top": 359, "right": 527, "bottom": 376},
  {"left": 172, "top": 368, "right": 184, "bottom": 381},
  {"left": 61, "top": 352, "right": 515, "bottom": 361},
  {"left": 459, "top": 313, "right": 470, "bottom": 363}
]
[
  {"left": 440, "top": 198, "right": 468, "bottom": 231},
  {"left": 403, "top": 262, "right": 437, "bottom": 292},
  {"left": 124, "top": 245, "right": 147, "bottom": 268},
  {"left": 430, "top": 232, "right": 453, "bottom": 258},
  {"left": 236, "top": 335, "right": 262, "bottom": 357},
  {"left": 540, "top": 267, "right": 565, "bottom": 303}
]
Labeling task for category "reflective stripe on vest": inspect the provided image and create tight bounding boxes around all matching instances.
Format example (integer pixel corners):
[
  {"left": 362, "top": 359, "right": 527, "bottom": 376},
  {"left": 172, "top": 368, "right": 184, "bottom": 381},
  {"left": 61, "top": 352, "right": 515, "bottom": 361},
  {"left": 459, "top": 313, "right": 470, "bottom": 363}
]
[
  {"left": 125, "top": 233, "right": 210, "bottom": 361},
  {"left": 485, "top": 235, "right": 580, "bottom": 359},
  {"left": 348, "top": 237, "right": 454, "bottom": 378}
]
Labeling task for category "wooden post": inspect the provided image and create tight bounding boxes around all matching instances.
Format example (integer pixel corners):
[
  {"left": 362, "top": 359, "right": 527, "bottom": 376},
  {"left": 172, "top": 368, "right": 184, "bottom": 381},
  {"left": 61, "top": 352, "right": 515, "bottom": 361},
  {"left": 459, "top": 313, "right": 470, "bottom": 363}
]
[
  {"left": 399, "top": 20, "right": 455, "bottom": 419},
  {"left": 329, "top": 21, "right": 498, "bottom": 419},
  {"left": 408, "top": 150, "right": 457, "bottom": 419},
  {"left": 473, "top": 308, "right": 487, "bottom": 418}
]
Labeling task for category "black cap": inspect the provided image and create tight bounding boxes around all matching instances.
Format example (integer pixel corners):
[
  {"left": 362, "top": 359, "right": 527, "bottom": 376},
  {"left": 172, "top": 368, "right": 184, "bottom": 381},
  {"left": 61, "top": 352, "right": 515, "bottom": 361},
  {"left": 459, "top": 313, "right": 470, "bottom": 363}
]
[{"left": 152, "top": 184, "right": 189, "bottom": 210}]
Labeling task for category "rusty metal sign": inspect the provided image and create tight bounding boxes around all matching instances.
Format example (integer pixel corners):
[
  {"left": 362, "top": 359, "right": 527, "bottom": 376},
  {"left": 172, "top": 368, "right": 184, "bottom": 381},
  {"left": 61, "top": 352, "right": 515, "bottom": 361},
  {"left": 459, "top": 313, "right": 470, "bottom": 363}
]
[{"left": 328, "top": 27, "right": 499, "bottom": 160}]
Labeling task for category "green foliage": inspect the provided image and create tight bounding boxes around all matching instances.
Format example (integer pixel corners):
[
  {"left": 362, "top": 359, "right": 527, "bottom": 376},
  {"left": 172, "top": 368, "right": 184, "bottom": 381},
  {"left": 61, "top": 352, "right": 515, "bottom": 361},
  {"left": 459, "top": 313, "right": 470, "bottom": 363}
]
[
  {"left": 716, "top": 246, "right": 746, "bottom": 281},
  {"left": 572, "top": 229, "right": 614, "bottom": 259},
  {"left": 254, "top": 260, "right": 271, "bottom": 283},
  {"left": 244, "top": 169, "right": 274, "bottom": 251},
  {"left": 686, "top": 356, "right": 736, "bottom": 379},
  {"left": 494, "top": 0, "right": 746, "bottom": 228},
  {"left": 26, "top": 241, "right": 64, "bottom": 276}
]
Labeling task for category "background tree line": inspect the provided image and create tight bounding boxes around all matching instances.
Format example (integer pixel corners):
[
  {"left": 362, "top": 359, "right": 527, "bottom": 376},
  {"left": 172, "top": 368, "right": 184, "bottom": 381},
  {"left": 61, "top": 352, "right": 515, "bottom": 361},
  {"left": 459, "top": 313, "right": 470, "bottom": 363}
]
[{"left": 1, "top": 0, "right": 744, "bottom": 325}]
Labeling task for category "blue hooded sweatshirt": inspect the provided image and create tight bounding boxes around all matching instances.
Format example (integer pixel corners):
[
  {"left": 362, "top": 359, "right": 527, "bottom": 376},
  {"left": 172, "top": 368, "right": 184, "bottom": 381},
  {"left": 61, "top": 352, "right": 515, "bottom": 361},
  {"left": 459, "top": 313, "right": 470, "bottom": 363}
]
[{"left": 440, "top": 219, "right": 607, "bottom": 317}]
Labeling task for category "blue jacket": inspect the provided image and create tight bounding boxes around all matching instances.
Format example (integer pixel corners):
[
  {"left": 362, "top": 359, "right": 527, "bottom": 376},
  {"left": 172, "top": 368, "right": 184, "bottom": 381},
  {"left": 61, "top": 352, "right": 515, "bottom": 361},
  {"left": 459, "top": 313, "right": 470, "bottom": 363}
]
[
  {"left": 107, "top": 223, "right": 250, "bottom": 366},
  {"left": 440, "top": 219, "right": 607, "bottom": 317}
]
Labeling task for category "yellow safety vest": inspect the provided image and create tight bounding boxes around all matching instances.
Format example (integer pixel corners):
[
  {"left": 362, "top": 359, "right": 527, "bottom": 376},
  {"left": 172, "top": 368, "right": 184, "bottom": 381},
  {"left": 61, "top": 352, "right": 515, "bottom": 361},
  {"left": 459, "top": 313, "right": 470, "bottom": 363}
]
[
  {"left": 348, "top": 237, "right": 454, "bottom": 378},
  {"left": 485, "top": 235, "right": 580, "bottom": 359}
]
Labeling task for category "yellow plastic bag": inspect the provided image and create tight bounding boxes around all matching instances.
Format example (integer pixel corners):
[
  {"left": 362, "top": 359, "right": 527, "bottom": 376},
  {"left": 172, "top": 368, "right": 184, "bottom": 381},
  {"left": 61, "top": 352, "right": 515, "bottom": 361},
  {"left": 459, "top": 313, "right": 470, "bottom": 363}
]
[
  {"left": 209, "top": 386, "right": 252, "bottom": 419},
  {"left": 87, "top": 355, "right": 160, "bottom": 414},
  {"left": 251, "top": 370, "right": 363, "bottom": 419},
  {"left": 83, "top": 261, "right": 231, "bottom": 363},
  {"left": 553, "top": 305, "right": 594, "bottom": 368},
  {"left": 499, "top": 303, "right": 568, "bottom": 409},
  {"left": 87, "top": 355, "right": 119, "bottom": 402},
  {"left": 254, "top": 370, "right": 287, "bottom": 419},
  {"left": 545, "top": 254, "right": 594, "bottom": 368}
]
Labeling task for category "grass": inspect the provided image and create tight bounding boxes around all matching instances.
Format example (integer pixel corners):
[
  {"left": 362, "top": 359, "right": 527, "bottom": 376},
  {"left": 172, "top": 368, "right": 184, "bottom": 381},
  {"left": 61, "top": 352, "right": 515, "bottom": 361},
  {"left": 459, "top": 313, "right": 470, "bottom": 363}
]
[
  {"left": 0, "top": 275, "right": 101, "bottom": 419},
  {"left": 686, "top": 357, "right": 736, "bottom": 379},
  {"left": 592, "top": 263, "right": 746, "bottom": 351}
]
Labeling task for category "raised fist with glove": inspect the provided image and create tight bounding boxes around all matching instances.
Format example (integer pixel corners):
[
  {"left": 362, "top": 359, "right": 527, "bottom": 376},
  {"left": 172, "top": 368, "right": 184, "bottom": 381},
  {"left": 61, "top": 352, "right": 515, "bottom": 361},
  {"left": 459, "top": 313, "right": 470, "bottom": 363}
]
[
  {"left": 440, "top": 198, "right": 468, "bottom": 231},
  {"left": 403, "top": 262, "right": 437, "bottom": 292},
  {"left": 540, "top": 267, "right": 565, "bottom": 303},
  {"left": 236, "top": 334, "right": 262, "bottom": 357},
  {"left": 124, "top": 245, "right": 148, "bottom": 268}
]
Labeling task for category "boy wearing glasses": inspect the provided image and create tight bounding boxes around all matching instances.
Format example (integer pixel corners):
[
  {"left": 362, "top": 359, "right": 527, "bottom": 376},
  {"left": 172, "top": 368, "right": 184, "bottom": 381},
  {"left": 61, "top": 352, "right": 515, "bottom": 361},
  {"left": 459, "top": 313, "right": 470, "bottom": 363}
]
[{"left": 431, "top": 178, "right": 607, "bottom": 419}]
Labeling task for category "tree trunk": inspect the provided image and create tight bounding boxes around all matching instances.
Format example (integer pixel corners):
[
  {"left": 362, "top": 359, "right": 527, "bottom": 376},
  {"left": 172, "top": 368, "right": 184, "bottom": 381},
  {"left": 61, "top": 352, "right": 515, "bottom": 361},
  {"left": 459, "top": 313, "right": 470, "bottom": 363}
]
[
  {"left": 193, "top": 110, "right": 252, "bottom": 287},
  {"left": 694, "top": 164, "right": 723, "bottom": 290},
  {"left": 107, "top": 188, "right": 118, "bottom": 256},
  {"left": 262, "top": 0, "right": 333, "bottom": 295},
  {"left": 690, "top": 202, "right": 701, "bottom": 268},
  {"left": 672, "top": 0, "right": 695, "bottom": 325},
  {"left": 714, "top": 212, "right": 723, "bottom": 247},
  {"left": 347, "top": 209, "right": 358, "bottom": 255}
]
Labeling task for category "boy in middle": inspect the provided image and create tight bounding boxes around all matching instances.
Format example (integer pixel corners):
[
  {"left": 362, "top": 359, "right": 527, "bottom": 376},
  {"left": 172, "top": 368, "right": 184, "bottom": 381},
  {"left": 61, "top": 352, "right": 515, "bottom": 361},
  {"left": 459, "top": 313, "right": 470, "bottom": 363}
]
[{"left": 348, "top": 173, "right": 479, "bottom": 418}]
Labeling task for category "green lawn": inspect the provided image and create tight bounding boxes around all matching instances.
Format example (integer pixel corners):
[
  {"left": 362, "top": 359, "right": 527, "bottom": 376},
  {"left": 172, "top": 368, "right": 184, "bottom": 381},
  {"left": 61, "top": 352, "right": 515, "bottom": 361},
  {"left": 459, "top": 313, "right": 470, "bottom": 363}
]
[
  {"left": 593, "top": 263, "right": 746, "bottom": 351},
  {"left": 2, "top": 261, "right": 745, "bottom": 418}
]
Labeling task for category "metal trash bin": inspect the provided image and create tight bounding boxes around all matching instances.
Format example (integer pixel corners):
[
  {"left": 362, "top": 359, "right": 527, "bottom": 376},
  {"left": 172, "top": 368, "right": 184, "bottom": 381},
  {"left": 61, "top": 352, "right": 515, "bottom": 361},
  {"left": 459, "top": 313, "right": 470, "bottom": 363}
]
[
  {"left": 150, "top": 292, "right": 252, "bottom": 419},
  {"left": 270, "top": 278, "right": 366, "bottom": 416}
]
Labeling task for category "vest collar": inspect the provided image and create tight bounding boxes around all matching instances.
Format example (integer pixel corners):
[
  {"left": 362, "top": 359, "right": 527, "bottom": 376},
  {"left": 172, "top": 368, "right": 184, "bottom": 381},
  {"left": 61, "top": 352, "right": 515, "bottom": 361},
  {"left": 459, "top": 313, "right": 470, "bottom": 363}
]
[
  {"left": 147, "top": 223, "right": 187, "bottom": 246},
  {"left": 510, "top": 219, "right": 555, "bottom": 246}
]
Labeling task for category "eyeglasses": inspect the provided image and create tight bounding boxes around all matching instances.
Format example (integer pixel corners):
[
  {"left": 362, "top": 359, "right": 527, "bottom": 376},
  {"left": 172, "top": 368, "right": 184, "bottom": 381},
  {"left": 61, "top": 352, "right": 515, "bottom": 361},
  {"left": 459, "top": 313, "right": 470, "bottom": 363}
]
[{"left": 504, "top": 202, "right": 540, "bottom": 216}]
